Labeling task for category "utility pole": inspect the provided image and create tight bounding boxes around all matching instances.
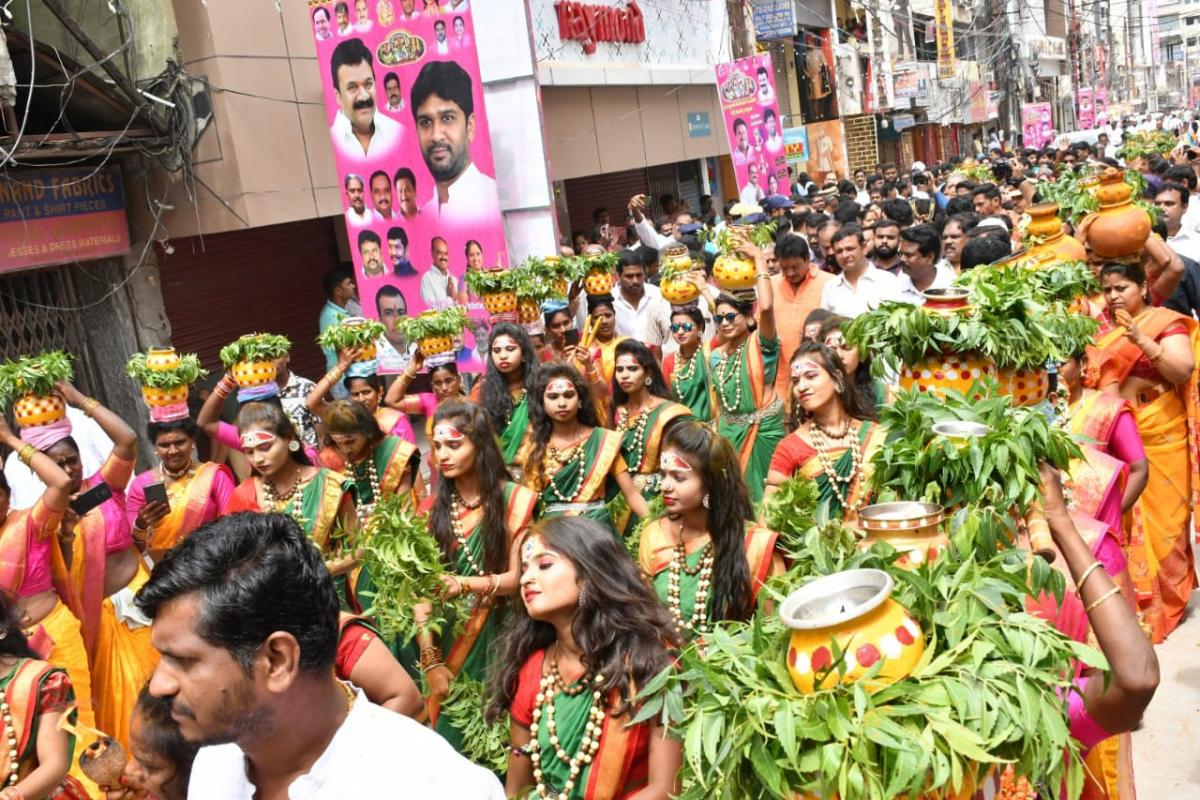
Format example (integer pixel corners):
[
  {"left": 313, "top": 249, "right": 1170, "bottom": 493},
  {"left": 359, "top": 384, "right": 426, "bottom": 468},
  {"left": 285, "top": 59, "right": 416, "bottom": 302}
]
[{"left": 728, "top": 0, "right": 757, "bottom": 60}]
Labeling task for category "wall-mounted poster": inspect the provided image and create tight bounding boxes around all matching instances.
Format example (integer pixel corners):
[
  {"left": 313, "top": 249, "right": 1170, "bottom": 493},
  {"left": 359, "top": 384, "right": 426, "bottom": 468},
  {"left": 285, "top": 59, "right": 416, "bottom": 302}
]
[
  {"left": 307, "top": 0, "right": 502, "bottom": 369},
  {"left": 795, "top": 28, "right": 838, "bottom": 123},
  {"left": 1022, "top": 102, "right": 1054, "bottom": 150},
  {"left": 805, "top": 120, "right": 846, "bottom": 186},
  {"left": 715, "top": 53, "right": 788, "bottom": 206},
  {"left": 1094, "top": 87, "right": 1109, "bottom": 129},
  {"left": 1077, "top": 87, "right": 1095, "bottom": 131}
]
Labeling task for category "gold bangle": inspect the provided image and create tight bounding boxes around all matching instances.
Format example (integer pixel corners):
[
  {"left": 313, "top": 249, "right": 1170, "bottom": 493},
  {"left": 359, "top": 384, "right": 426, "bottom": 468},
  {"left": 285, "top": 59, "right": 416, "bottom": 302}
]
[
  {"left": 419, "top": 645, "right": 444, "bottom": 672},
  {"left": 1084, "top": 586, "right": 1122, "bottom": 614},
  {"left": 457, "top": 576, "right": 471, "bottom": 597},
  {"left": 17, "top": 444, "right": 36, "bottom": 465},
  {"left": 81, "top": 398, "right": 100, "bottom": 417},
  {"left": 1076, "top": 561, "right": 1104, "bottom": 595}
]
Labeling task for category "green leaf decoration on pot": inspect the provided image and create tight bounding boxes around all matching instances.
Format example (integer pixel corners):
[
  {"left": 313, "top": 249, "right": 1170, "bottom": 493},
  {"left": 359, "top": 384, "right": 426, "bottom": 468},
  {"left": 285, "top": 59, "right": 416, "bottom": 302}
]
[
  {"left": 218, "top": 333, "right": 291, "bottom": 368},
  {"left": 315, "top": 317, "right": 386, "bottom": 352},
  {"left": 0, "top": 351, "right": 74, "bottom": 407},
  {"left": 125, "top": 350, "right": 207, "bottom": 389},
  {"left": 393, "top": 306, "right": 470, "bottom": 343}
]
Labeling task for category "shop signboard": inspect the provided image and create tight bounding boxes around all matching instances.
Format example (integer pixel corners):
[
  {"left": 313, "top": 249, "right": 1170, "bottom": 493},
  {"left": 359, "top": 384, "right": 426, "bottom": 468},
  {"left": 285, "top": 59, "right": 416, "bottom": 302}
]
[
  {"left": 933, "top": 0, "right": 956, "bottom": 80},
  {"left": 783, "top": 126, "right": 810, "bottom": 169},
  {"left": 715, "top": 52, "right": 788, "bottom": 205},
  {"left": 307, "top": 0, "right": 503, "bottom": 370},
  {"left": 751, "top": 0, "right": 795, "bottom": 41},
  {"left": 1, "top": 166, "right": 129, "bottom": 273}
]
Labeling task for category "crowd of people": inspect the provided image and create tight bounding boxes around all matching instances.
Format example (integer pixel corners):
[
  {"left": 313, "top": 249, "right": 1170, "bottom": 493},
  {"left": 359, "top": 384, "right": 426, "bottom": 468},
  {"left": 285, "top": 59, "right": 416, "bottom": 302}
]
[{"left": 6, "top": 116, "right": 1200, "bottom": 798}]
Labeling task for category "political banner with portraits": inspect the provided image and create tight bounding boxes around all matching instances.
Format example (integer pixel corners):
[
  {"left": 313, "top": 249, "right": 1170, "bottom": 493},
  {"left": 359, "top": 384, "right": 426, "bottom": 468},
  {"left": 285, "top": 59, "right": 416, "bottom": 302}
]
[
  {"left": 308, "top": 0, "right": 500, "bottom": 370},
  {"left": 715, "top": 53, "right": 788, "bottom": 208}
]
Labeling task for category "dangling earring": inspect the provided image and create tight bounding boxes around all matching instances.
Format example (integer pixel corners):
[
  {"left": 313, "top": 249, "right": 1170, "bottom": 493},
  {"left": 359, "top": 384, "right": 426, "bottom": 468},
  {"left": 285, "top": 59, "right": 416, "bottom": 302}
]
[
  {"left": 702, "top": 494, "right": 710, "bottom": 509},
  {"left": 578, "top": 586, "right": 587, "bottom": 606},
  {"left": 288, "top": 440, "right": 300, "bottom": 452},
  {"left": 835, "top": 379, "right": 845, "bottom": 394},
  {"left": 644, "top": 378, "right": 652, "bottom": 386}
]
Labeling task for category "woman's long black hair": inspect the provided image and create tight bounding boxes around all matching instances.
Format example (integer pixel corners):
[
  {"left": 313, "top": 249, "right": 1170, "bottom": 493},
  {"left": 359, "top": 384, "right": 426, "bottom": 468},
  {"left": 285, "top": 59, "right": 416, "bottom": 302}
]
[
  {"left": 817, "top": 317, "right": 881, "bottom": 416},
  {"left": 786, "top": 342, "right": 876, "bottom": 430},
  {"left": 662, "top": 421, "right": 755, "bottom": 623},
  {"left": 609, "top": 340, "right": 671, "bottom": 427},
  {"left": 525, "top": 363, "right": 601, "bottom": 490},
  {"left": 480, "top": 323, "right": 541, "bottom": 434},
  {"left": 487, "top": 517, "right": 680, "bottom": 721},
  {"left": 0, "top": 592, "right": 39, "bottom": 659},
  {"left": 429, "top": 401, "right": 512, "bottom": 574}
]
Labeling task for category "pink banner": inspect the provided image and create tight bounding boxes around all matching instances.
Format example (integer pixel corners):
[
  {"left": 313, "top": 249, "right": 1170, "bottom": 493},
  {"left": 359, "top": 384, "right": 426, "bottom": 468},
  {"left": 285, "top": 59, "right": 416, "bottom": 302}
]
[
  {"left": 1094, "top": 87, "right": 1109, "bottom": 129},
  {"left": 715, "top": 53, "right": 789, "bottom": 204},
  {"left": 308, "top": 0, "right": 501, "bottom": 369},
  {"left": 1077, "top": 87, "right": 1095, "bottom": 131},
  {"left": 1022, "top": 102, "right": 1053, "bottom": 150}
]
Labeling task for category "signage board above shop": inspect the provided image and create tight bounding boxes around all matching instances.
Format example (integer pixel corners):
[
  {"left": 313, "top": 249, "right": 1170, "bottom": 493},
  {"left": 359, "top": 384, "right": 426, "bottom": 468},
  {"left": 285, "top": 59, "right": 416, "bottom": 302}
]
[
  {"left": 1, "top": 166, "right": 130, "bottom": 273},
  {"left": 751, "top": 0, "right": 796, "bottom": 40},
  {"left": 553, "top": 0, "right": 645, "bottom": 54}
]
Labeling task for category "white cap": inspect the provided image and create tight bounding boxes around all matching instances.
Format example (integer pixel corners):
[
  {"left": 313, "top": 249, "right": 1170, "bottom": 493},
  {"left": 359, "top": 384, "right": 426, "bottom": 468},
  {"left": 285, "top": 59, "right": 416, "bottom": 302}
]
[{"left": 911, "top": 160, "right": 927, "bottom": 173}]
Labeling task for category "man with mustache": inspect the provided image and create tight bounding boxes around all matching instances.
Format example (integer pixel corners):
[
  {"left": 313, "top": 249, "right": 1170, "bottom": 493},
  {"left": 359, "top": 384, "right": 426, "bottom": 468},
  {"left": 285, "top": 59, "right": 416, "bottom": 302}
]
[
  {"left": 343, "top": 173, "right": 379, "bottom": 227},
  {"left": 393, "top": 167, "right": 421, "bottom": 220},
  {"left": 420, "top": 236, "right": 462, "bottom": 306},
  {"left": 869, "top": 218, "right": 902, "bottom": 275},
  {"left": 369, "top": 170, "right": 399, "bottom": 220},
  {"left": 136, "top": 514, "right": 504, "bottom": 798},
  {"left": 328, "top": 38, "right": 401, "bottom": 161},
  {"left": 382, "top": 72, "right": 403, "bottom": 113},
  {"left": 359, "top": 230, "right": 386, "bottom": 278},
  {"left": 411, "top": 60, "right": 499, "bottom": 224}
]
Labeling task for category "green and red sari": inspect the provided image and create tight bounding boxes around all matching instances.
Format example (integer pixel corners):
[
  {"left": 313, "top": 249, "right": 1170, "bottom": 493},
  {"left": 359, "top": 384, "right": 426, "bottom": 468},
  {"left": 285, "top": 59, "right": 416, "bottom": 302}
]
[
  {"left": 713, "top": 333, "right": 785, "bottom": 504},
  {"left": 0, "top": 658, "right": 89, "bottom": 798},
  {"left": 665, "top": 346, "right": 717, "bottom": 423},
  {"left": 613, "top": 401, "right": 692, "bottom": 536},
  {"left": 528, "top": 428, "right": 626, "bottom": 533}
]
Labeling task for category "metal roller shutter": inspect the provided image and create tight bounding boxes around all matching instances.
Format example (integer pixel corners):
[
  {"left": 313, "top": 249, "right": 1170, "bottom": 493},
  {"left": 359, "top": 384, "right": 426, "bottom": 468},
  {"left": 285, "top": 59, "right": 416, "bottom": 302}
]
[
  {"left": 157, "top": 218, "right": 340, "bottom": 382},
  {"left": 562, "top": 167, "right": 649, "bottom": 238}
]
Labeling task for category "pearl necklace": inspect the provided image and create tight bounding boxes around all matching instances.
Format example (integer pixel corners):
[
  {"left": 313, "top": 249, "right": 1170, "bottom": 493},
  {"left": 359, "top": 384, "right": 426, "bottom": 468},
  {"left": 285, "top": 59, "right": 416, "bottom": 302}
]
[
  {"left": 450, "top": 490, "right": 485, "bottom": 576},
  {"left": 672, "top": 349, "right": 700, "bottom": 394},
  {"left": 160, "top": 460, "right": 197, "bottom": 482},
  {"left": 1, "top": 693, "right": 18, "bottom": 787},
  {"left": 351, "top": 455, "right": 381, "bottom": 525},
  {"left": 809, "top": 420, "right": 864, "bottom": 513},
  {"left": 615, "top": 405, "right": 653, "bottom": 471},
  {"left": 666, "top": 527, "right": 715, "bottom": 634},
  {"left": 544, "top": 436, "right": 587, "bottom": 503},
  {"left": 262, "top": 470, "right": 305, "bottom": 523},
  {"left": 529, "top": 650, "right": 606, "bottom": 800},
  {"left": 715, "top": 341, "right": 747, "bottom": 413}
]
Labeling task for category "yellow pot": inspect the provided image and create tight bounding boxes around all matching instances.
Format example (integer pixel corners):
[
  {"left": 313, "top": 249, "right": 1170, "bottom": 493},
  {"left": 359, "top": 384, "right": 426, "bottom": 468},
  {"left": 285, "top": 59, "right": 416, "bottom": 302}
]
[
  {"left": 13, "top": 393, "right": 66, "bottom": 428},
  {"left": 518, "top": 298, "right": 541, "bottom": 324},
  {"left": 781, "top": 569, "right": 924, "bottom": 694},
  {"left": 996, "top": 366, "right": 1049, "bottom": 407},
  {"left": 1023, "top": 202, "right": 1086, "bottom": 265},
  {"left": 661, "top": 276, "right": 700, "bottom": 305},
  {"left": 483, "top": 290, "right": 519, "bottom": 316},
  {"left": 145, "top": 347, "right": 181, "bottom": 372},
  {"left": 353, "top": 342, "right": 377, "bottom": 362},
  {"left": 419, "top": 335, "right": 454, "bottom": 357},
  {"left": 899, "top": 353, "right": 996, "bottom": 398},
  {"left": 857, "top": 502, "right": 948, "bottom": 569},
  {"left": 231, "top": 359, "right": 277, "bottom": 388},
  {"left": 141, "top": 384, "right": 189, "bottom": 409},
  {"left": 713, "top": 253, "right": 756, "bottom": 291},
  {"left": 584, "top": 267, "right": 614, "bottom": 296}
]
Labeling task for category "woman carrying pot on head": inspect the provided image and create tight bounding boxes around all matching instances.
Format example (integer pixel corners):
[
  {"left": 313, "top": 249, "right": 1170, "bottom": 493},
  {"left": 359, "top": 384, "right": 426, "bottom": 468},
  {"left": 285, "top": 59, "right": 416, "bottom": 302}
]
[
  {"left": 663, "top": 306, "right": 718, "bottom": 423},
  {"left": 609, "top": 341, "right": 691, "bottom": 537},
  {"left": 523, "top": 364, "right": 650, "bottom": 533},
  {"left": 125, "top": 416, "right": 234, "bottom": 563},
  {"left": 764, "top": 343, "right": 885, "bottom": 522},
  {"left": 640, "top": 422, "right": 783, "bottom": 639},
  {"left": 470, "top": 323, "right": 540, "bottom": 478},
  {"left": 305, "top": 351, "right": 416, "bottom": 470},
  {"left": 0, "top": 416, "right": 99, "bottom": 794},
  {"left": 819, "top": 315, "right": 889, "bottom": 411},
  {"left": 543, "top": 299, "right": 612, "bottom": 417},
  {"left": 711, "top": 230, "right": 783, "bottom": 504},
  {"left": 416, "top": 402, "right": 538, "bottom": 751},
  {"left": 383, "top": 350, "right": 466, "bottom": 487},
  {"left": 222, "top": 403, "right": 359, "bottom": 603},
  {"left": 492, "top": 517, "right": 683, "bottom": 799},
  {"left": 30, "top": 383, "right": 158, "bottom": 758},
  {"left": 196, "top": 372, "right": 322, "bottom": 466},
  {"left": 1086, "top": 261, "right": 1199, "bottom": 643}
]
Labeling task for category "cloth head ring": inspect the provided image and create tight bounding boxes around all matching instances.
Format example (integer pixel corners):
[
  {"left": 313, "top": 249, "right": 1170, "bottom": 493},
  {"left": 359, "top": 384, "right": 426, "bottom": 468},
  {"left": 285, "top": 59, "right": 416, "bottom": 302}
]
[
  {"left": 240, "top": 430, "right": 277, "bottom": 449},
  {"left": 19, "top": 417, "right": 73, "bottom": 451},
  {"left": 149, "top": 402, "right": 191, "bottom": 423},
  {"left": 432, "top": 423, "right": 465, "bottom": 442}
]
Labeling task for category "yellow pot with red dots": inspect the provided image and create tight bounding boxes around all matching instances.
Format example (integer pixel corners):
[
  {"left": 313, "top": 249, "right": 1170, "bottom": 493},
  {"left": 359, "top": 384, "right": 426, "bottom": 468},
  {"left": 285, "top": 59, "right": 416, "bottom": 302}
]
[
  {"left": 780, "top": 569, "right": 924, "bottom": 694},
  {"left": 145, "top": 347, "right": 181, "bottom": 372},
  {"left": 996, "top": 366, "right": 1049, "bottom": 407},
  {"left": 899, "top": 352, "right": 996, "bottom": 398},
  {"left": 713, "top": 253, "right": 756, "bottom": 291},
  {"left": 857, "top": 502, "right": 948, "bottom": 569},
  {"left": 419, "top": 335, "right": 454, "bottom": 358},
  {"left": 518, "top": 298, "right": 541, "bottom": 324},
  {"left": 13, "top": 393, "right": 66, "bottom": 428},
  {"left": 482, "top": 290, "right": 518, "bottom": 317},
  {"left": 230, "top": 359, "right": 278, "bottom": 388},
  {"left": 141, "top": 384, "right": 189, "bottom": 409},
  {"left": 584, "top": 266, "right": 614, "bottom": 296}
]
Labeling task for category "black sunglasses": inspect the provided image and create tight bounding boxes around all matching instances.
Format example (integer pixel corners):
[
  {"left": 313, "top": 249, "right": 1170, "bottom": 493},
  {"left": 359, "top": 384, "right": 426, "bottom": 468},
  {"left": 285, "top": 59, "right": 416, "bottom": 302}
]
[
  {"left": 713, "top": 312, "right": 740, "bottom": 325},
  {"left": 670, "top": 322, "right": 695, "bottom": 333}
]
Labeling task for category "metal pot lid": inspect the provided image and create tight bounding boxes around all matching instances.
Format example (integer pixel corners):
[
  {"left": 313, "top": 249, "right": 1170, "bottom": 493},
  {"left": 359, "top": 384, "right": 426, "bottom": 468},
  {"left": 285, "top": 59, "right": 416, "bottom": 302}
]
[
  {"left": 859, "top": 501, "right": 945, "bottom": 523},
  {"left": 779, "top": 569, "right": 894, "bottom": 630},
  {"left": 931, "top": 420, "right": 991, "bottom": 438}
]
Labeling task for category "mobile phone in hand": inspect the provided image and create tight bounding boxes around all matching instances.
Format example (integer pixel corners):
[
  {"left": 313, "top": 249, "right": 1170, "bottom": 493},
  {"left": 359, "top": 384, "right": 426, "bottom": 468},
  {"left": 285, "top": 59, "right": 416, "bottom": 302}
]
[
  {"left": 564, "top": 328, "right": 581, "bottom": 347},
  {"left": 144, "top": 481, "right": 170, "bottom": 510},
  {"left": 70, "top": 483, "right": 113, "bottom": 516}
]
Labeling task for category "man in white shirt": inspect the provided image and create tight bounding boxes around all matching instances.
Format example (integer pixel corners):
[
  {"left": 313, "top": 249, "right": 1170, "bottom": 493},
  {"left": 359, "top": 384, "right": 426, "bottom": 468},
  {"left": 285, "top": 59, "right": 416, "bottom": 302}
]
[
  {"left": 627, "top": 193, "right": 693, "bottom": 250},
  {"left": 1155, "top": 182, "right": 1200, "bottom": 263},
  {"left": 756, "top": 65, "right": 775, "bottom": 105},
  {"left": 820, "top": 224, "right": 912, "bottom": 317},
  {"left": 433, "top": 19, "right": 450, "bottom": 54},
  {"left": 412, "top": 60, "right": 501, "bottom": 225},
  {"left": 329, "top": 39, "right": 402, "bottom": 162},
  {"left": 764, "top": 109, "right": 784, "bottom": 152},
  {"left": 896, "top": 224, "right": 955, "bottom": 303},
  {"left": 312, "top": 6, "right": 333, "bottom": 40},
  {"left": 3, "top": 405, "right": 113, "bottom": 509},
  {"left": 612, "top": 251, "right": 671, "bottom": 353},
  {"left": 343, "top": 174, "right": 379, "bottom": 227},
  {"left": 368, "top": 170, "right": 399, "bottom": 220},
  {"left": 740, "top": 164, "right": 766, "bottom": 206},
  {"left": 382, "top": 72, "right": 404, "bottom": 113},
  {"left": 353, "top": 0, "right": 373, "bottom": 32},
  {"left": 394, "top": 167, "right": 422, "bottom": 221},
  {"left": 334, "top": 1, "right": 353, "bottom": 35},
  {"left": 731, "top": 118, "right": 753, "bottom": 165},
  {"left": 137, "top": 514, "right": 503, "bottom": 800},
  {"left": 420, "top": 236, "right": 462, "bottom": 307}
]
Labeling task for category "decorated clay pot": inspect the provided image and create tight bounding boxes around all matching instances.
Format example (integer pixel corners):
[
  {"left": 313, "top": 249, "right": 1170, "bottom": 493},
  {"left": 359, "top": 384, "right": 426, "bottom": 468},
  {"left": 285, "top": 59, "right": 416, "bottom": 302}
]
[
  {"left": 660, "top": 245, "right": 700, "bottom": 304},
  {"left": 230, "top": 359, "right": 278, "bottom": 388},
  {"left": 13, "top": 393, "right": 66, "bottom": 427},
  {"left": 857, "top": 502, "right": 949, "bottom": 568},
  {"left": 518, "top": 297, "right": 541, "bottom": 324},
  {"left": 584, "top": 266, "right": 614, "bottom": 296},
  {"left": 1023, "top": 202, "right": 1086, "bottom": 265},
  {"left": 1084, "top": 168, "right": 1151, "bottom": 259},
  {"left": 996, "top": 365, "right": 1049, "bottom": 406},
  {"left": 79, "top": 736, "right": 127, "bottom": 787},
  {"left": 145, "top": 347, "right": 181, "bottom": 372},
  {"left": 899, "top": 352, "right": 996, "bottom": 398},
  {"left": 418, "top": 335, "right": 454, "bottom": 358},
  {"left": 482, "top": 290, "right": 519, "bottom": 317},
  {"left": 352, "top": 342, "right": 377, "bottom": 362},
  {"left": 141, "top": 384, "right": 189, "bottom": 409},
  {"left": 713, "top": 253, "right": 757, "bottom": 291},
  {"left": 781, "top": 569, "right": 924, "bottom": 694},
  {"left": 921, "top": 287, "right": 971, "bottom": 317}
]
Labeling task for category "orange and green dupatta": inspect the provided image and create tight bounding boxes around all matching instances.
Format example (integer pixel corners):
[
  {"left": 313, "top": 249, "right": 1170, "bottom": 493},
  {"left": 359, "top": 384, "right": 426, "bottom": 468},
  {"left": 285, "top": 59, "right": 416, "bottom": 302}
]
[
  {"left": 795, "top": 421, "right": 887, "bottom": 521},
  {"left": 0, "top": 659, "right": 82, "bottom": 790},
  {"left": 147, "top": 462, "right": 226, "bottom": 552},
  {"left": 535, "top": 429, "right": 624, "bottom": 515}
]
